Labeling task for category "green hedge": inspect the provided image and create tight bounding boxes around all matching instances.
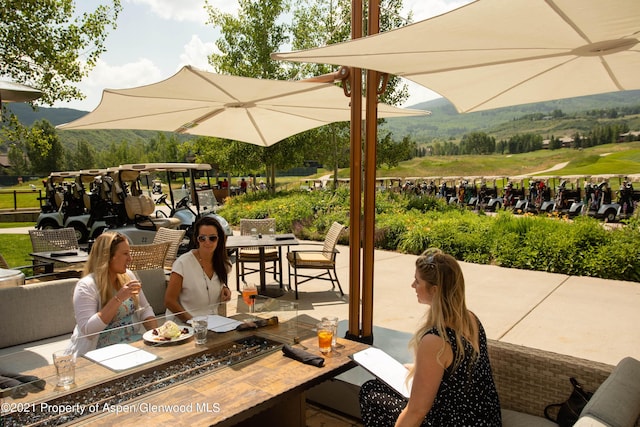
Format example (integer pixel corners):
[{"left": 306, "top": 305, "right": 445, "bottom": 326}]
[{"left": 219, "top": 189, "right": 640, "bottom": 282}]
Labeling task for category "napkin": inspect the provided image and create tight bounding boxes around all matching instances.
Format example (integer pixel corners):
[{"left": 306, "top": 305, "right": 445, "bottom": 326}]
[
  {"left": 282, "top": 344, "right": 324, "bottom": 367},
  {"left": 0, "top": 376, "right": 28, "bottom": 398},
  {"left": 0, "top": 370, "right": 46, "bottom": 390}
]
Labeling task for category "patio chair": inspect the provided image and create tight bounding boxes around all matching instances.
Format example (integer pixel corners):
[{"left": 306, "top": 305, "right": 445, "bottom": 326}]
[
  {"left": 128, "top": 241, "right": 171, "bottom": 271},
  {"left": 235, "top": 218, "right": 281, "bottom": 291},
  {"left": 286, "top": 222, "right": 345, "bottom": 299},
  {"left": 152, "top": 227, "right": 186, "bottom": 270},
  {"left": 28, "top": 227, "right": 80, "bottom": 273}
]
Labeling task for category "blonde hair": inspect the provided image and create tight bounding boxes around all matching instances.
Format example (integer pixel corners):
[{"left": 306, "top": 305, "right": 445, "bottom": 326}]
[
  {"left": 83, "top": 232, "right": 138, "bottom": 308},
  {"left": 408, "top": 248, "right": 478, "bottom": 379}
]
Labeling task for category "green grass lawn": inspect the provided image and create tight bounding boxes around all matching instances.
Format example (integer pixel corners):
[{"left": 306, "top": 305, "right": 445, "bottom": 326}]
[{"left": 0, "top": 234, "right": 34, "bottom": 267}]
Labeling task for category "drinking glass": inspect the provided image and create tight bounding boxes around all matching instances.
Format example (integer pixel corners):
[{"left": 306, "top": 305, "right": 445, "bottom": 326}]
[
  {"left": 52, "top": 350, "right": 76, "bottom": 389},
  {"left": 192, "top": 315, "right": 208, "bottom": 345},
  {"left": 250, "top": 228, "right": 258, "bottom": 239},
  {"left": 321, "top": 316, "right": 339, "bottom": 348},
  {"left": 316, "top": 322, "right": 333, "bottom": 354},
  {"left": 242, "top": 283, "right": 258, "bottom": 313}
]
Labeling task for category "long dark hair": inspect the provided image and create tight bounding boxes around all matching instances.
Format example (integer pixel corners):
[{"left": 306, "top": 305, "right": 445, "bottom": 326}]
[{"left": 193, "top": 216, "right": 232, "bottom": 285}]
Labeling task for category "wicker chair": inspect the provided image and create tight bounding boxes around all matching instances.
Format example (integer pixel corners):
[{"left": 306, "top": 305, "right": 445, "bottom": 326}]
[
  {"left": 235, "top": 218, "right": 281, "bottom": 291},
  {"left": 128, "top": 242, "right": 171, "bottom": 271},
  {"left": 152, "top": 227, "right": 187, "bottom": 270},
  {"left": 286, "top": 221, "right": 345, "bottom": 299},
  {"left": 28, "top": 228, "right": 80, "bottom": 272}
]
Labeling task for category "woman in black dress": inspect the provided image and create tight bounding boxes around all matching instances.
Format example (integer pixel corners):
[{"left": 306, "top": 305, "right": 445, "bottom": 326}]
[{"left": 359, "top": 248, "right": 501, "bottom": 426}]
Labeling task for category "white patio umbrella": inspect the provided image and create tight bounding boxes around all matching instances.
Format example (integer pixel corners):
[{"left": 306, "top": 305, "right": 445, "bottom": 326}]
[
  {"left": 58, "top": 65, "right": 426, "bottom": 146},
  {"left": 272, "top": 0, "right": 640, "bottom": 113},
  {"left": 0, "top": 81, "right": 42, "bottom": 104}
]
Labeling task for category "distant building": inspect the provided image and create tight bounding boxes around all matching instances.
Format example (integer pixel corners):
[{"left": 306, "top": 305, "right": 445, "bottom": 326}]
[{"left": 618, "top": 131, "right": 640, "bottom": 142}]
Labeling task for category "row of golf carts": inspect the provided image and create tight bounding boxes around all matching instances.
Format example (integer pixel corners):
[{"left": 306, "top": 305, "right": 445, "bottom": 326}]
[
  {"left": 398, "top": 174, "right": 640, "bottom": 222},
  {"left": 36, "top": 163, "right": 233, "bottom": 246}
]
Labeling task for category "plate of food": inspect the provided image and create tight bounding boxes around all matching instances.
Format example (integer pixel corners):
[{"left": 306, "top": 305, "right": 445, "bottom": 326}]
[{"left": 143, "top": 321, "right": 193, "bottom": 344}]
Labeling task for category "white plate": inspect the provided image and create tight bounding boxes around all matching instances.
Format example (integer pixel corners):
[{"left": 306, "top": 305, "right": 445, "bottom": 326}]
[{"left": 143, "top": 326, "right": 194, "bottom": 344}]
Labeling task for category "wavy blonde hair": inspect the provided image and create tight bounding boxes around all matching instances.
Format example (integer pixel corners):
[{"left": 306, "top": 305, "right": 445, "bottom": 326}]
[
  {"left": 408, "top": 248, "right": 478, "bottom": 379},
  {"left": 83, "top": 232, "right": 138, "bottom": 308}
]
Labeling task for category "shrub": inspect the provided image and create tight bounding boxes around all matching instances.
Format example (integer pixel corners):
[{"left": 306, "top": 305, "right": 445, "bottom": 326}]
[{"left": 217, "top": 191, "right": 640, "bottom": 282}]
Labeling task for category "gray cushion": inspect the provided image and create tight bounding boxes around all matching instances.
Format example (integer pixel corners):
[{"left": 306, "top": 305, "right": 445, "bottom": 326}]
[
  {"left": 501, "top": 409, "right": 558, "bottom": 427},
  {"left": 580, "top": 357, "right": 640, "bottom": 427},
  {"left": 0, "top": 279, "right": 77, "bottom": 348},
  {"left": 134, "top": 268, "right": 167, "bottom": 315}
]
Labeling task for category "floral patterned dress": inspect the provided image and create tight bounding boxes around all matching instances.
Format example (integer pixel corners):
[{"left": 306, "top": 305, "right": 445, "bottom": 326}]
[{"left": 96, "top": 297, "right": 141, "bottom": 348}]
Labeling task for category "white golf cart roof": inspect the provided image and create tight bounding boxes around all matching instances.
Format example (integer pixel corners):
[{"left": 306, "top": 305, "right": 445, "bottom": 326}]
[{"left": 118, "top": 163, "right": 212, "bottom": 173}]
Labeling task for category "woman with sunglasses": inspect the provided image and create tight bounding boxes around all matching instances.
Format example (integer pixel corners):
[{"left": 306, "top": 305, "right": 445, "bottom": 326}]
[
  {"left": 68, "top": 232, "right": 158, "bottom": 356},
  {"left": 165, "top": 216, "right": 232, "bottom": 323},
  {"left": 359, "top": 248, "right": 501, "bottom": 426}
]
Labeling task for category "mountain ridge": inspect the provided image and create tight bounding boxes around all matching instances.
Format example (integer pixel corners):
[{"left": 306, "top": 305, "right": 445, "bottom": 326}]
[{"left": 6, "top": 89, "right": 640, "bottom": 147}]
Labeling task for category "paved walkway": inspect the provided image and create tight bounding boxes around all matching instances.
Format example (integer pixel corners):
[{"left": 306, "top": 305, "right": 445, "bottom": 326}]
[{"left": 2, "top": 226, "right": 638, "bottom": 366}]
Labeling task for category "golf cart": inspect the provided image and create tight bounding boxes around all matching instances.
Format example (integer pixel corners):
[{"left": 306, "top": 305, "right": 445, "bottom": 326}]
[
  {"left": 594, "top": 175, "right": 640, "bottom": 222},
  {"left": 115, "top": 163, "right": 233, "bottom": 246},
  {"left": 516, "top": 177, "right": 552, "bottom": 214},
  {"left": 35, "top": 169, "right": 105, "bottom": 242},
  {"left": 483, "top": 177, "right": 508, "bottom": 211},
  {"left": 554, "top": 176, "right": 586, "bottom": 216}
]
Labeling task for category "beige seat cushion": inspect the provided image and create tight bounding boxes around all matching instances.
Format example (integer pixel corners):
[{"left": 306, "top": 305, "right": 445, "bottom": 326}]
[
  {"left": 287, "top": 251, "right": 333, "bottom": 267},
  {"left": 238, "top": 248, "right": 279, "bottom": 261},
  {"left": 125, "top": 195, "right": 155, "bottom": 220}
]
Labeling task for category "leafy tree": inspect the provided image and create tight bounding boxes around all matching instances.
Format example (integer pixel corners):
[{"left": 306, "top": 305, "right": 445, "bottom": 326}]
[
  {"left": 24, "top": 120, "right": 65, "bottom": 174},
  {"left": 7, "top": 143, "right": 28, "bottom": 175},
  {"left": 460, "top": 132, "right": 496, "bottom": 155},
  {"left": 97, "top": 139, "right": 144, "bottom": 168},
  {"left": 377, "top": 132, "right": 416, "bottom": 169},
  {"left": 1, "top": 117, "right": 64, "bottom": 174},
  {"left": 146, "top": 133, "right": 182, "bottom": 163},
  {"left": 206, "top": 0, "right": 290, "bottom": 80},
  {"left": 66, "top": 140, "right": 96, "bottom": 171},
  {"left": 0, "top": 0, "right": 122, "bottom": 105}
]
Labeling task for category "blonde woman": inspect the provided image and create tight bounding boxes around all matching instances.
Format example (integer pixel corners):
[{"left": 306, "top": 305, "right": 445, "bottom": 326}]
[
  {"left": 359, "top": 248, "right": 501, "bottom": 426},
  {"left": 68, "top": 232, "right": 157, "bottom": 356}
]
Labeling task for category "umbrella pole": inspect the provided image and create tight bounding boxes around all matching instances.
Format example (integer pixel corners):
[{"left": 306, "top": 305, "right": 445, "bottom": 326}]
[
  {"left": 360, "top": 0, "right": 380, "bottom": 343},
  {"left": 346, "top": 0, "right": 364, "bottom": 343}
]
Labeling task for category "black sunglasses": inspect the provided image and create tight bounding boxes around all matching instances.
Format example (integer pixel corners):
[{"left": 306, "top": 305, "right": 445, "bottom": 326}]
[{"left": 197, "top": 234, "right": 219, "bottom": 243}]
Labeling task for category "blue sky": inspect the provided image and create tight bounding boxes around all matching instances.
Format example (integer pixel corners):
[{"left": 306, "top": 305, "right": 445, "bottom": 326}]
[{"left": 54, "top": 0, "right": 472, "bottom": 112}]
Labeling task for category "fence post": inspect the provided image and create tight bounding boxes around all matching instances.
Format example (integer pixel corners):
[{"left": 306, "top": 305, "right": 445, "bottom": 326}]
[{"left": 13, "top": 190, "right": 17, "bottom": 210}]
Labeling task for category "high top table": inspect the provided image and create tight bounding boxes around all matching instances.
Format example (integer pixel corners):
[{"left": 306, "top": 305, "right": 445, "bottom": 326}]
[{"left": 226, "top": 233, "right": 299, "bottom": 297}]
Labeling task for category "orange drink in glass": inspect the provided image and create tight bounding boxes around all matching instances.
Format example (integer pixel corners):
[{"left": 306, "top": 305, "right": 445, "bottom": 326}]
[
  {"left": 317, "top": 322, "right": 333, "bottom": 354},
  {"left": 242, "top": 284, "right": 258, "bottom": 312}
]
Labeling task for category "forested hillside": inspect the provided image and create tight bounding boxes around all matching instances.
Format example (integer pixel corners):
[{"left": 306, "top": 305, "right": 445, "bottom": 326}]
[{"left": 6, "top": 89, "right": 640, "bottom": 153}]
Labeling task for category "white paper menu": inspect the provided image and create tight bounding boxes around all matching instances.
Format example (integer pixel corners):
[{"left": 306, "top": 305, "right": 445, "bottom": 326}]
[{"left": 350, "top": 347, "right": 412, "bottom": 399}]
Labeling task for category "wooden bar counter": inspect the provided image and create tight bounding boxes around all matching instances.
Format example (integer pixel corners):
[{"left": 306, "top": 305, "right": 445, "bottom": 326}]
[{"left": 2, "top": 316, "right": 368, "bottom": 426}]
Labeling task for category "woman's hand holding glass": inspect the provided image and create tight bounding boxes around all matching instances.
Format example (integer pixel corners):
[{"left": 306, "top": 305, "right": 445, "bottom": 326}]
[{"left": 118, "top": 279, "right": 141, "bottom": 300}]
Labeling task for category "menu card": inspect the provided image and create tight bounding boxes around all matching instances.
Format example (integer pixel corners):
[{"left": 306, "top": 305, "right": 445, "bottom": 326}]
[
  {"left": 350, "top": 347, "right": 412, "bottom": 399},
  {"left": 85, "top": 343, "right": 158, "bottom": 371}
]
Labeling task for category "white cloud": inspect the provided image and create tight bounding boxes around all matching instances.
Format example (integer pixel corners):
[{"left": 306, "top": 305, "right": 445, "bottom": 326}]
[
  {"left": 177, "top": 35, "right": 218, "bottom": 72},
  {"left": 129, "top": 0, "right": 239, "bottom": 22},
  {"left": 55, "top": 58, "right": 163, "bottom": 111}
]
